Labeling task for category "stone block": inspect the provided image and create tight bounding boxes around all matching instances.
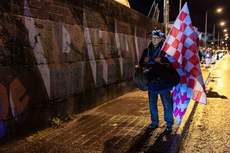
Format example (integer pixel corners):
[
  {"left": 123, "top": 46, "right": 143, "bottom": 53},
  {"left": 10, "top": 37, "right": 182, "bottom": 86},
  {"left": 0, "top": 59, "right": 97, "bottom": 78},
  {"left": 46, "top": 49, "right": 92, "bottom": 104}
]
[{"left": 107, "top": 58, "right": 120, "bottom": 84}]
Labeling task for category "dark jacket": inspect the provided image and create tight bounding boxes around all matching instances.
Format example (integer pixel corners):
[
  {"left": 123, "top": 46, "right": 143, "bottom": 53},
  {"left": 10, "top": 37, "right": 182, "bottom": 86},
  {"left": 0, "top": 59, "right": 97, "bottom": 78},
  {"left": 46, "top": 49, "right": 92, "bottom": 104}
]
[
  {"left": 139, "top": 42, "right": 171, "bottom": 71},
  {"left": 138, "top": 41, "right": 180, "bottom": 92}
]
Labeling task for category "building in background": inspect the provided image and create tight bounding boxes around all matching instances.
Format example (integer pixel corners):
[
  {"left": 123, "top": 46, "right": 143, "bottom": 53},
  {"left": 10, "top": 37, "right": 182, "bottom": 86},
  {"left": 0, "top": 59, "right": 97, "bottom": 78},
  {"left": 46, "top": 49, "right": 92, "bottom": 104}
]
[{"left": 115, "top": 0, "right": 130, "bottom": 8}]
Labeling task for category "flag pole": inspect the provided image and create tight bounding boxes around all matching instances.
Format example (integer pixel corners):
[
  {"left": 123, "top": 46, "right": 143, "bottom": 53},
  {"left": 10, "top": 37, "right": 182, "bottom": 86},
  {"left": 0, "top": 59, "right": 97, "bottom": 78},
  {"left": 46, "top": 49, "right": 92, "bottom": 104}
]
[{"left": 179, "top": 0, "right": 182, "bottom": 12}]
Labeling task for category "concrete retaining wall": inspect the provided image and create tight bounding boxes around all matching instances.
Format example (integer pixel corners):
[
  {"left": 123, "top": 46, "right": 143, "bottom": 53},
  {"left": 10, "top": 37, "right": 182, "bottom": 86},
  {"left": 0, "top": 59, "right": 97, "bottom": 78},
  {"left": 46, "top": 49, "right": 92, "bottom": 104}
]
[{"left": 0, "top": 0, "right": 163, "bottom": 138}]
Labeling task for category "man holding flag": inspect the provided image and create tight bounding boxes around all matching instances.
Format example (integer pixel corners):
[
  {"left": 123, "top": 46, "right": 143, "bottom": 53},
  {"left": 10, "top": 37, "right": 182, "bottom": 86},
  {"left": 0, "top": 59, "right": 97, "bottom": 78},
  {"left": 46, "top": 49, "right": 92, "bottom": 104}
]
[
  {"left": 162, "top": 2, "right": 207, "bottom": 124},
  {"left": 138, "top": 29, "right": 175, "bottom": 133}
]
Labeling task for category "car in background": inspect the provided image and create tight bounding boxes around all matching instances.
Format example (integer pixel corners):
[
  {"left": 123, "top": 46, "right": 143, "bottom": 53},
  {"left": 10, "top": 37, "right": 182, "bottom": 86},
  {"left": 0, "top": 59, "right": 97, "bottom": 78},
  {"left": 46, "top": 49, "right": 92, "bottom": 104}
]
[
  {"left": 216, "top": 50, "right": 227, "bottom": 60},
  {"left": 211, "top": 53, "right": 217, "bottom": 64}
]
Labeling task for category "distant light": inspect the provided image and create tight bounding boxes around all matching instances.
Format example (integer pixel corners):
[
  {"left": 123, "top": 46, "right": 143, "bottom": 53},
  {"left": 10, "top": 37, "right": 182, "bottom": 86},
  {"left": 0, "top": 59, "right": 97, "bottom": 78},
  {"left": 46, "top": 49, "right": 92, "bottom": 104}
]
[
  {"left": 217, "top": 8, "right": 222, "bottom": 13},
  {"left": 224, "top": 29, "right": 227, "bottom": 32},
  {"left": 220, "top": 21, "right": 225, "bottom": 26},
  {"left": 114, "top": 0, "right": 130, "bottom": 8}
]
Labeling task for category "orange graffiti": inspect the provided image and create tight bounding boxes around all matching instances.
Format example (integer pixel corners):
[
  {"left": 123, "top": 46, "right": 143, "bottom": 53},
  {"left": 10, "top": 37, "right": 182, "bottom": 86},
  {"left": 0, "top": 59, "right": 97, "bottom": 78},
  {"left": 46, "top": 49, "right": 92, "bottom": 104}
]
[
  {"left": 10, "top": 78, "right": 30, "bottom": 118},
  {"left": 0, "top": 78, "right": 30, "bottom": 120},
  {"left": 0, "top": 84, "right": 9, "bottom": 119}
]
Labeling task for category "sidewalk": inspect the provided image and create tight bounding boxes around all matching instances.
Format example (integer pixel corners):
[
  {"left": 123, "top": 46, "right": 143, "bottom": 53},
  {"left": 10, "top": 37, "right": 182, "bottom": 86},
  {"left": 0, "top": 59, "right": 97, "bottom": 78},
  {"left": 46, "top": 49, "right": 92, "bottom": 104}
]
[{"left": 0, "top": 66, "right": 211, "bottom": 153}]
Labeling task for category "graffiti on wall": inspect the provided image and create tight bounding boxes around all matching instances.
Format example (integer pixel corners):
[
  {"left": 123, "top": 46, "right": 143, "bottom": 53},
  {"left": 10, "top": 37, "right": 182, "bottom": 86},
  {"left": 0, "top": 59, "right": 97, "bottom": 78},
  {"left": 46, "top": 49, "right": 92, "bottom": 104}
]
[
  {"left": 0, "top": 78, "right": 30, "bottom": 136},
  {"left": 0, "top": 1, "right": 49, "bottom": 137},
  {"left": 0, "top": 0, "right": 145, "bottom": 137},
  {"left": 0, "top": 26, "right": 31, "bottom": 137},
  {"left": 24, "top": 0, "right": 51, "bottom": 98}
]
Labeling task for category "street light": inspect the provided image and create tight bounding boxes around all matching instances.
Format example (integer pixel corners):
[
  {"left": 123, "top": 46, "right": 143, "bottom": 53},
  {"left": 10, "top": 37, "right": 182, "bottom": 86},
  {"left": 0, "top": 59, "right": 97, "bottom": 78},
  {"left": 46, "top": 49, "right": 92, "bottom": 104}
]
[
  {"left": 220, "top": 21, "right": 225, "bottom": 26},
  {"left": 217, "top": 8, "right": 222, "bottom": 13},
  {"left": 204, "top": 8, "right": 222, "bottom": 49}
]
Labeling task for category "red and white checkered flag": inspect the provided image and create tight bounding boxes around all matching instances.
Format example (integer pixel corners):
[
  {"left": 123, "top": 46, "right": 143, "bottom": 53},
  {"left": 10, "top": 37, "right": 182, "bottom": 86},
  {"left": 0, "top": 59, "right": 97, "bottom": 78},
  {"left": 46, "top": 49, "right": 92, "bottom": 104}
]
[{"left": 162, "top": 2, "right": 207, "bottom": 124}]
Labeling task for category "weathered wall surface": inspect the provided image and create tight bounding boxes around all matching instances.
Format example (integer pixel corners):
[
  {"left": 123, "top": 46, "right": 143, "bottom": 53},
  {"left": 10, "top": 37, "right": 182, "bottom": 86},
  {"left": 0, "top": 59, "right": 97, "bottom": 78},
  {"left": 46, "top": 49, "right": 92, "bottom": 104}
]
[{"left": 0, "top": 0, "right": 163, "bottom": 138}]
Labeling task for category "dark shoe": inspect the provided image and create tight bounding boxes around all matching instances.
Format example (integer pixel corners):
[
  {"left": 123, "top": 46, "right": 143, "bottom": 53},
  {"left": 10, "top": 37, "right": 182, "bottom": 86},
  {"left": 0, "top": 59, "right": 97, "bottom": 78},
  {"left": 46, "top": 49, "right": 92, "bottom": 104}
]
[
  {"left": 148, "top": 123, "right": 158, "bottom": 129},
  {"left": 165, "top": 126, "right": 172, "bottom": 133}
]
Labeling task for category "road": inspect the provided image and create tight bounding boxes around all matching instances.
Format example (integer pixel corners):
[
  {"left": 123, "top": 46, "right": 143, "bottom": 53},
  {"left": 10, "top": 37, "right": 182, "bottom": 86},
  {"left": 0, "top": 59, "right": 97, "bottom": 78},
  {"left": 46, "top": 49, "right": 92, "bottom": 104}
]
[{"left": 180, "top": 54, "right": 230, "bottom": 152}]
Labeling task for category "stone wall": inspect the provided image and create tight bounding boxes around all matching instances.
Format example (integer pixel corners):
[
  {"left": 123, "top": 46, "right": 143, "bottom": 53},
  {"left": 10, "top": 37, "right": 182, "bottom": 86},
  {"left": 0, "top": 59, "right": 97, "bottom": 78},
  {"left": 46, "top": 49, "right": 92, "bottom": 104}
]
[{"left": 0, "top": 0, "right": 163, "bottom": 138}]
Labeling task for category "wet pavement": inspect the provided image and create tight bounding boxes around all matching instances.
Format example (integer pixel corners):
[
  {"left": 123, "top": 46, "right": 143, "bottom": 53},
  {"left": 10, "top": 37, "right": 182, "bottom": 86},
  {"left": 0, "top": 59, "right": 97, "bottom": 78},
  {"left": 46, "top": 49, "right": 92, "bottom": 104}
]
[
  {"left": 180, "top": 55, "right": 230, "bottom": 153},
  {"left": 180, "top": 98, "right": 230, "bottom": 153},
  {"left": 0, "top": 66, "right": 211, "bottom": 153}
]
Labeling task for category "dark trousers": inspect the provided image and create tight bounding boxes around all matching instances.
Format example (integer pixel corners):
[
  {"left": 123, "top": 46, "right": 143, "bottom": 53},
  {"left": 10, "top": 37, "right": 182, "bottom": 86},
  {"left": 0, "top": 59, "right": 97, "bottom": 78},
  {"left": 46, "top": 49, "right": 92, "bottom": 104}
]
[{"left": 148, "top": 91, "right": 174, "bottom": 127}]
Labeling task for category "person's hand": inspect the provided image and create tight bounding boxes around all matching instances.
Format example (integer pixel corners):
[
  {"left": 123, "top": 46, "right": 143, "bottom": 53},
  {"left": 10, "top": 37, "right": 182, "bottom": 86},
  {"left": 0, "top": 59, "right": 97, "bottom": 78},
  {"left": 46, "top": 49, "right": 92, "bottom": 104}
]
[
  {"left": 154, "top": 57, "right": 161, "bottom": 62},
  {"left": 144, "top": 57, "right": 150, "bottom": 63},
  {"left": 135, "top": 65, "right": 140, "bottom": 68}
]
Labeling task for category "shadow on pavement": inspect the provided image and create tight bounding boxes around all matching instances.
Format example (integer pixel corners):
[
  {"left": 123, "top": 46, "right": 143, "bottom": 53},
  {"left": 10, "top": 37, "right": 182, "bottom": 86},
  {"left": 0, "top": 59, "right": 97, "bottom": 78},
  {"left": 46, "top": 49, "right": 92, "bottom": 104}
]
[
  {"left": 207, "top": 88, "right": 228, "bottom": 99},
  {"left": 103, "top": 127, "right": 181, "bottom": 153},
  {"left": 125, "top": 128, "right": 154, "bottom": 153},
  {"left": 102, "top": 128, "right": 154, "bottom": 153},
  {"left": 143, "top": 130, "right": 179, "bottom": 153},
  {"left": 103, "top": 135, "right": 132, "bottom": 153}
]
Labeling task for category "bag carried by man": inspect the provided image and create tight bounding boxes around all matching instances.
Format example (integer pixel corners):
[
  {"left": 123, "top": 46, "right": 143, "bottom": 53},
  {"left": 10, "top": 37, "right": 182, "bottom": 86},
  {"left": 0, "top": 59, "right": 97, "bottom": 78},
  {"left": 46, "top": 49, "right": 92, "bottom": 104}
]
[{"left": 133, "top": 60, "right": 180, "bottom": 94}]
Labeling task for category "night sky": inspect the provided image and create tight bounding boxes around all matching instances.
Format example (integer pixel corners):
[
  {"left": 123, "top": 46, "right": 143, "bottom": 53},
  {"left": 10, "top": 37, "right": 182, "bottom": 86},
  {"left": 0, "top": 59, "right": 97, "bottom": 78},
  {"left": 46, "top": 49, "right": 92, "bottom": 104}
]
[{"left": 128, "top": 0, "right": 230, "bottom": 46}]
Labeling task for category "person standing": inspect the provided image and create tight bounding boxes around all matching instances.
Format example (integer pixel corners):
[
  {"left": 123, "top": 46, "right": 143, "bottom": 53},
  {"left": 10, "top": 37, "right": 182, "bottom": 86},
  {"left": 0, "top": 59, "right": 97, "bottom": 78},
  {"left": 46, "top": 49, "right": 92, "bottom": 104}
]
[
  {"left": 138, "top": 29, "right": 174, "bottom": 132},
  {"left": 205, "top": 48, "right": 212, "bottom": 68}
]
